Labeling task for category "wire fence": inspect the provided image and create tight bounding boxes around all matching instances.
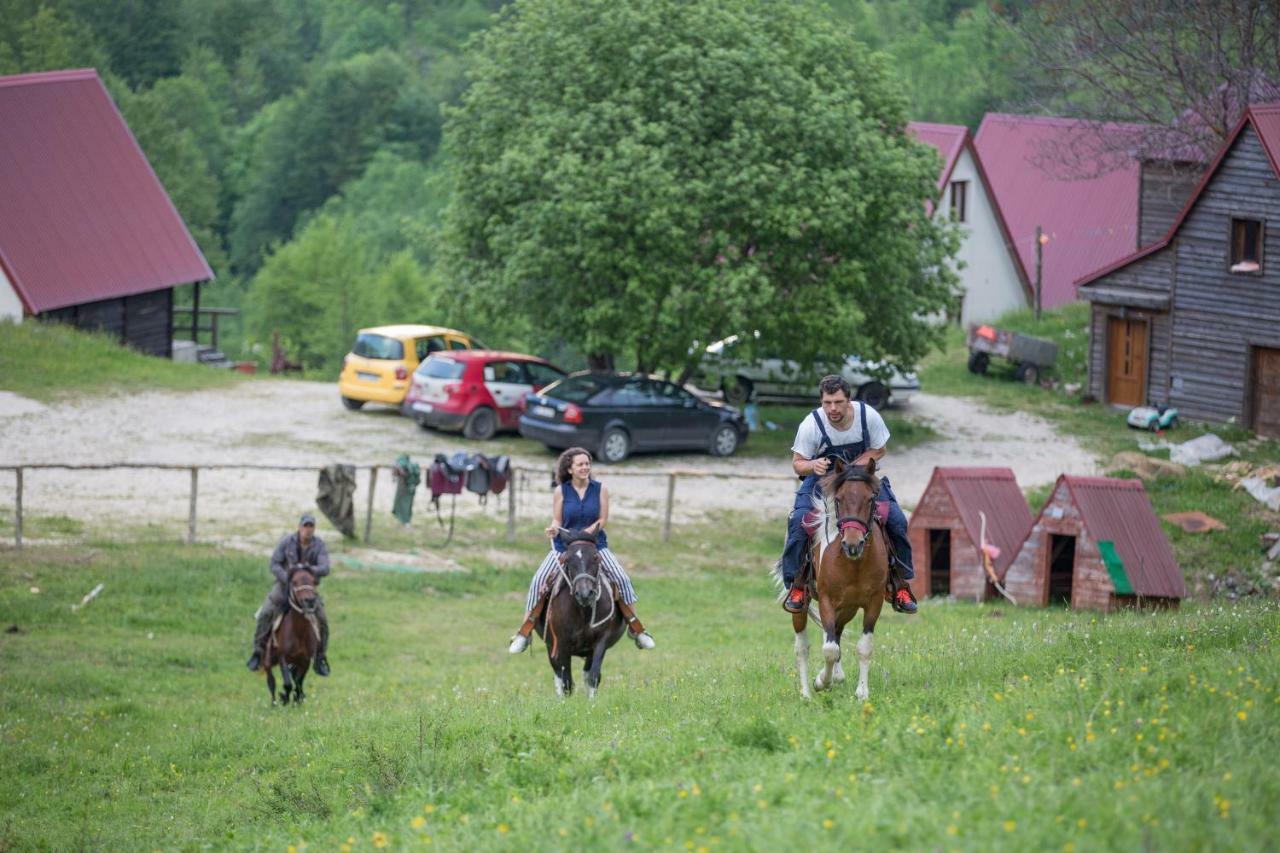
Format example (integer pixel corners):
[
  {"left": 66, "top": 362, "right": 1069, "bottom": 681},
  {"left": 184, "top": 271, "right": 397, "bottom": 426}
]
[{"left": 0, "top": 462, "right": 796, "bottom": 549}]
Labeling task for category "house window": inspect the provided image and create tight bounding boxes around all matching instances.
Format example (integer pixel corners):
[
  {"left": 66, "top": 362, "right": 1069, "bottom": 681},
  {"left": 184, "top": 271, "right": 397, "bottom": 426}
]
[
  {"left": 1230, "top": 217, "right": 1263, "bottom": 273},
  {"left": 950, "top": 180, "right": 968, "bottom": 222}
]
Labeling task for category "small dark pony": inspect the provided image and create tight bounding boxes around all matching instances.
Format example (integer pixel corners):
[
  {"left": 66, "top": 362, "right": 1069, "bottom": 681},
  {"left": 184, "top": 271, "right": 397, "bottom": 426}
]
[
  {"left": 263, "top": 568, "right": 320, "bottom": 705},
  {"left": 788, "top": 459, "right": 889, "bottom": 700},
  {"left": 535, "top": 529, "right": 626, "bottom": 698}
]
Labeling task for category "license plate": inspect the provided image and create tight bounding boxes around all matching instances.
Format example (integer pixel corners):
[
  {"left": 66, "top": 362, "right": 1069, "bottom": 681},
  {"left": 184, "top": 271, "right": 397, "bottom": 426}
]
[
  {"left": 412, "top": 402, "right": 433, "bottom": 413},
  {"left": 357, "top": 371, "right": 379, "bottom": 382},
  {"left": 533, "top": 405, "right": 556, "bottom": 419}
]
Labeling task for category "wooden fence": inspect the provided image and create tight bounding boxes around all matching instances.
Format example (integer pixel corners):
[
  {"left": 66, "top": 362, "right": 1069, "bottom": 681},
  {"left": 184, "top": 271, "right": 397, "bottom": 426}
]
[{"left": 1, "top": 463, "right": 796, "bottom": 549}]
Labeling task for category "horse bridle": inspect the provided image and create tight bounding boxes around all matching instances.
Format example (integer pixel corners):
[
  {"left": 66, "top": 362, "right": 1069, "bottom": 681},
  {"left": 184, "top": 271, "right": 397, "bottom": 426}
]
[
  {"left": 288, "top": 577, "right": 317, "bottom": 614},
  {"left": 832, "top": 467, "right": 879, "bottom": 541},
  {"left": 554, "top": 542, "right": 615, "bottom": 630}
]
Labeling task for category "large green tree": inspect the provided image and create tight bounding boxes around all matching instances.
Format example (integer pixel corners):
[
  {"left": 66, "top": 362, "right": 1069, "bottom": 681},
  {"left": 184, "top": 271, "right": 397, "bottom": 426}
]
[{"left": 443, "top": 0, "right": 960, "bottom": 378}]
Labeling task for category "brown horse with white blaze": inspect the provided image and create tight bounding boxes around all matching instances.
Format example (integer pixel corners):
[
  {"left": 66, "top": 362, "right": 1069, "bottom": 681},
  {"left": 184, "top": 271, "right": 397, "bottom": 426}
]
[
  {"left": 789, "top": 459, "right": 889, "bottom": 701},
  {"left": 262, "top": 568, "right": 320, "bottom": 705}
]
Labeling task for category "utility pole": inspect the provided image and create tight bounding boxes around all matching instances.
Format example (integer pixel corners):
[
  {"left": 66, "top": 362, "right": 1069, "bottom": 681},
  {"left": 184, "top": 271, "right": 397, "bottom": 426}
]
[{"left": 1034, "top": 226, "right": 1044, "bottom": 321}]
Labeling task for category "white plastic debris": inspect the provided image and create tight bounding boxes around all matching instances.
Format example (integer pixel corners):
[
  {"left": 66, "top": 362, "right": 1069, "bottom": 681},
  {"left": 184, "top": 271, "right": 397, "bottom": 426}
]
[
  {"left": 71, "top": 583, "right": 105, "bottom": 612},
  {"left": 1169, "top": 433, "right": 1237, "bottom": 466},
  {"left": 1241, "top": 477, "right": 1280, "bottom": 512}
]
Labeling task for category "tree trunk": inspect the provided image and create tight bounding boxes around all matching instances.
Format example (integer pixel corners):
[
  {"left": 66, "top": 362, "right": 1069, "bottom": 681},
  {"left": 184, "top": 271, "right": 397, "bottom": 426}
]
[{"left": 587, "top": 352, "right": 615, "bottom": 372}]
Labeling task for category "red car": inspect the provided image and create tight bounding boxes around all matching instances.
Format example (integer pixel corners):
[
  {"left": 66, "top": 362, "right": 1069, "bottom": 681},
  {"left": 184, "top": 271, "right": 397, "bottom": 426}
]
[{"left": 402, "top": 350, "right": 567, "bottom": 440}]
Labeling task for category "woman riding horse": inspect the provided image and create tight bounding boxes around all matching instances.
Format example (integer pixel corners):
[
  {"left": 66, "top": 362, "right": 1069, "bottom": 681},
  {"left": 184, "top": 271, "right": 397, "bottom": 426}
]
[{"left": 508, "top": 447, "right": 656, "bottom": 653}]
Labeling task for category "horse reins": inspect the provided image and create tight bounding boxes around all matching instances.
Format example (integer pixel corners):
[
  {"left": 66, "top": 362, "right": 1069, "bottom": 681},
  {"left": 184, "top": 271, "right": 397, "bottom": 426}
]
[{"left": 553, "top": 554, "right": 616, "bottom": 630}]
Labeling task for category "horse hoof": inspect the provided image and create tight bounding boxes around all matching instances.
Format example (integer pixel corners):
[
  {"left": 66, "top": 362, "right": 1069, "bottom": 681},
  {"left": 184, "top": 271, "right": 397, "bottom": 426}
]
[
  {"left": 856, "top": 688, "right": 870, "bottom": 702},
  {"left": 832, "top": 663, "right": 846, "bottom": 684},
  {"left": 814, "top": 675, "right": 827, "bottom": 692}
]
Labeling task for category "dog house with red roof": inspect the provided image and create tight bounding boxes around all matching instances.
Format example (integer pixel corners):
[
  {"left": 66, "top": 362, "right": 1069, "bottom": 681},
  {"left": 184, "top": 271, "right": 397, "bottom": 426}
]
[
  {"left": 906, "top": 467, "right": 1034, "bottom": 602},
  {"left": 1003, "top": 475, "right": 1184, "bottom": 610}
]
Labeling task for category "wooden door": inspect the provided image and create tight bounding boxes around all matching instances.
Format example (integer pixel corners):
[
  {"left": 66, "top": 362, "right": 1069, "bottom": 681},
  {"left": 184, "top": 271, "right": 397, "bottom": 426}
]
[
  {"left": 1252, "top": 347, "right": 1280, "bottom": 439},
  {"left": 1107, "top": 317, "right": 1148, "bottom": 406}
]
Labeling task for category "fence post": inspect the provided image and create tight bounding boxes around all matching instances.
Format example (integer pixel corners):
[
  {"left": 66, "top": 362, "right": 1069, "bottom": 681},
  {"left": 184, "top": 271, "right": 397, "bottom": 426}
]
[
  {"left": 506, "top": 468, "right": 517, "bottom": 542},
  {"left": 364, "top": 466, "right": 378, "bottom": 543},
  {"left": 14, "top": 467, "right": 23, "bottom": 549},
  {"left": 187, "top": 466, "right": 199, "bottom": 544},
  {"left": 662, "top": 473, "right": 677, "bottom": 542}
]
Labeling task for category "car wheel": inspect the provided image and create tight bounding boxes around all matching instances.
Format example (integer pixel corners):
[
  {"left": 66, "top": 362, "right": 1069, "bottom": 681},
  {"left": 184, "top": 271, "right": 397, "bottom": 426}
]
[
  {"left": 709, "top": 424, "right": 740, "bottom": 457},
  {"left": 414, "top": 416, "right": 431, "bottom": 431},
  {"left": 723, "top": 376, "right": 754, "bottom": 405},
  {"left": 599, "top": 427, "right": 631, "bottom": 463},
  {"left": 967, "top": 351, "right": 990, "bottom": 374},
  {"left": 341, "top": 396, "right": 365, "bottom": 411},
  {"left": 463, "top": 407, "right": 497, "bottom": 440},
  {"left": 856, "top": 381, "right": 888, "bottom": 409},
  {"left": 1015, "top": 363, "right": 1040, "bottom": 385}
]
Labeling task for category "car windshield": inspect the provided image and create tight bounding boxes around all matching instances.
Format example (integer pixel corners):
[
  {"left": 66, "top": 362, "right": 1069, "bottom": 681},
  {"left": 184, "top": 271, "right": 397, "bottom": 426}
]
[
  {"left": 353, "top": 333, "right": 404, "bottom": 360},
  {"left": 417, "top": 357, "right": 465, "bottom": 379},
  {"left": 541, "top": 374, "right": 608, "bottom": 403}
]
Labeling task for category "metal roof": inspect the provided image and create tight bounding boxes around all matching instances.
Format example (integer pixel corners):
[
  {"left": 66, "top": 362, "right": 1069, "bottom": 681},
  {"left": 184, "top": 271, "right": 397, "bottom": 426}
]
[
  {"left": 923, "top": 466, "right": 1034, "bottom": 577},
  {"left": 1076, "top": 102, "right": 1280, "bottom": 287},
  {"left": 1061, "top": 475, "right": 1184, "bottom": 599},
  {"left": 974, "top": 113, "right": 1145, "bottom": 309},
  {"left": 0, "top": 69, "right": 212, "bottom": 315},
  {"left": 907, "top": 121, "right": 968, "bottom": 192}
]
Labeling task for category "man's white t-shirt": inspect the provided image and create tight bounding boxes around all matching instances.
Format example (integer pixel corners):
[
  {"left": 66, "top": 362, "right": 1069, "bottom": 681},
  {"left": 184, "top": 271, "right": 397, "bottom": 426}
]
[{"left": 791, "top": 403, "right": 890, "bottom": 459}]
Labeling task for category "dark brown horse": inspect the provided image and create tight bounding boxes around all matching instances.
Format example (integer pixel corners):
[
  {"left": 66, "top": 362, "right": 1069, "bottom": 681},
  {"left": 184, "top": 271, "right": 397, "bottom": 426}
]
[
  {"left": 535, "top": 530, "right": 626, "bottom": 698},
  {"left": 263, "top": 568, "right": 320, "bottom": 705},
  {"left": 789, "top": 459, "right": 889, "bottom": 700}
]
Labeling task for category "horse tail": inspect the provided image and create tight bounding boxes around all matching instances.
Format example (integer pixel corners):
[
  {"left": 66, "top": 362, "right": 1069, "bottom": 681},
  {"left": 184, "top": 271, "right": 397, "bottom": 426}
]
[{"left": 770, "top": 557, "right": 787, "bottom": 603}]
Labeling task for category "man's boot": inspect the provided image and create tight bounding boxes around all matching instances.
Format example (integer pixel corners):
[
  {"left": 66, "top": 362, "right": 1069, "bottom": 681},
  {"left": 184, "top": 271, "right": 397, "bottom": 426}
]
[
  {"left": 314, "top": 613, "right": 331, "bottom": 676},
  {"left": 618, "top": 602, "right": 655, "bottom": 649},
  {"left": 508, "top": 584, "right": 551, "bottom": 654},
  {"left": 887, "top": 559, "right": 918, "bottom": 614},
  {"left": 246, "top": 609, "right": 274, "bottom": 671}
]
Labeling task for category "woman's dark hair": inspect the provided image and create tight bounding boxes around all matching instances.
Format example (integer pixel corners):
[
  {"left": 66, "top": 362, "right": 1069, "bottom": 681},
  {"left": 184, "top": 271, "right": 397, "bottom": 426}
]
[
  {"left": 556, "top": 446, "right": 593, "bottom": 484},
  {"left": 819, "top": 374, "right": 852, "bottom": 399}
]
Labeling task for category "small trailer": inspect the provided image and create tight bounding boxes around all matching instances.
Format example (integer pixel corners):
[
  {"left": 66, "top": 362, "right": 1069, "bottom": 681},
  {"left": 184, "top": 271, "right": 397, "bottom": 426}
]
[{"left": 966, "top": 324, "right": 1058, "bottom": 385}]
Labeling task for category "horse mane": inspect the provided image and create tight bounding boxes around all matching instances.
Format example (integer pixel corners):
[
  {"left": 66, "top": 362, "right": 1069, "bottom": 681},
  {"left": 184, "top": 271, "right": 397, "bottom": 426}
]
[
  {"left": 561, "top": 528, "right": 598, "bottom": 548},
  {"left": 816, "top": 464, "right": 880, "bottom": 498}
]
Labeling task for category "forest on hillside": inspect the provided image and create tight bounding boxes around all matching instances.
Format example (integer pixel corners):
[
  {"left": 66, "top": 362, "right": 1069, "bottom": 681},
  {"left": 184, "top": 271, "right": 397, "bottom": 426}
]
[{"left": 2, "top": 0, "right": 1273, "bottom": 372}]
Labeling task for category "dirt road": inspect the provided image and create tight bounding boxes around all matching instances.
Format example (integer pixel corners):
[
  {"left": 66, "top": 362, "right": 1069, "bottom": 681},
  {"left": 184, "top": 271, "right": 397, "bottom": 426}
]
[{"left": 0, "top": 380, "right": 1098, "bottom": 546}]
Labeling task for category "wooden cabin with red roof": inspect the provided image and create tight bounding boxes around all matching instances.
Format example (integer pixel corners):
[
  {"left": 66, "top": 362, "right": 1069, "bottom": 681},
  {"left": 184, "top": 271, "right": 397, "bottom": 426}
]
[
  {"left": 1003, "top": 475, "right": 1183, "bottom": 611},
  {"left": 0, "top": 69, "right": 212, "bottom": 357},
  {"left": 1076, "top": 103, "right": 1280, "bottom": 438},
  {"left": 906, "top": 467, "right": 1034, "bottom": 603},
  {"left": 908, "top": 122, "right": 1029, "bottom": 324}
]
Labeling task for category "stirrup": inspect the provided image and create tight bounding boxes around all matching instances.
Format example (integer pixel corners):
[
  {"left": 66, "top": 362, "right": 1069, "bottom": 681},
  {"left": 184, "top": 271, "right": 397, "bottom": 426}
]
[{"left": 783, "top": 586, "right": 808, "bottom": 614}]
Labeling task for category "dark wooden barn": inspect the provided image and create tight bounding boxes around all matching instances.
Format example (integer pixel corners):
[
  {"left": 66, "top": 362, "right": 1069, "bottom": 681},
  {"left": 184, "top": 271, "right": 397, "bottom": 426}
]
[
  {"left": 0, "top": 69, "right": 212, "bottom": 357},
  {"left": 1076, "top": 102, "right": 1280, "bottom": 438},
  {"left": 1003, "top": 475, "right": 1183, "bottom": 611},
  {"left": 906, "top": 467, "right": 1034, "bottom": 603}
]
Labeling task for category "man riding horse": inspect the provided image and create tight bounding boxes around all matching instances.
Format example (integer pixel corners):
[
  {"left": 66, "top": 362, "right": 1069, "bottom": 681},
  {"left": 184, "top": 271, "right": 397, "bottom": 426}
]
[
  {"left": 781, "top": 375, "right": 917, "bottom": 614},
  {"left": 246, "top": 513, "right": 332, "bottom": 676}
]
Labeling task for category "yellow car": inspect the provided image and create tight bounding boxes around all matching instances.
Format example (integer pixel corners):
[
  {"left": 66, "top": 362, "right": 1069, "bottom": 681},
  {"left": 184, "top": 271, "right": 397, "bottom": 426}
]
[{"left": 338, "top": 324, "right": 479, "bottom": 410}]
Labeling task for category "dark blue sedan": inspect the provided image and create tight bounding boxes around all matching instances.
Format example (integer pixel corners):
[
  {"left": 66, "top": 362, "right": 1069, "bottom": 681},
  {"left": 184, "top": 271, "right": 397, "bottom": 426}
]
[{"left": 518, "top": 372, "right": 749, "bottom": 463}]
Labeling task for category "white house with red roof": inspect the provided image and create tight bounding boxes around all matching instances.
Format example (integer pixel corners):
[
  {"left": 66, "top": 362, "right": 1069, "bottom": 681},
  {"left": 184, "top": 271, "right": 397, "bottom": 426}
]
[
  {"left": 0, "top": 68, "right": 212, "bottom": 357},
  {"left": 908, "top": 122, "right": 1029, "bottom": 324},
  {"left": 1075, "top": 103, "right": 1280, "bottom": 438},
  {"left": 973, "top": 114, "right": 1152, "bottom": 312}
]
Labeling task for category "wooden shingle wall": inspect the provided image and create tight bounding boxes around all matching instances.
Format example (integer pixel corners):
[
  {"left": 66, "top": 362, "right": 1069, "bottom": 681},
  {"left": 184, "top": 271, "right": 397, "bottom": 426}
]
[{"left": 1165, "top": 127, "right": 1280, "bottom": 423}]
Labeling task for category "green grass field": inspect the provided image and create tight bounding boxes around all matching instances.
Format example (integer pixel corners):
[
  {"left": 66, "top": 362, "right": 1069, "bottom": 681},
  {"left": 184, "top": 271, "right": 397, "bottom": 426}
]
[
  {"left": 0, "top": 320, "right": 244, "bottom": 402},
  {"left": 2, "top": 521, "right": 1277, "bottom": 851}
]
